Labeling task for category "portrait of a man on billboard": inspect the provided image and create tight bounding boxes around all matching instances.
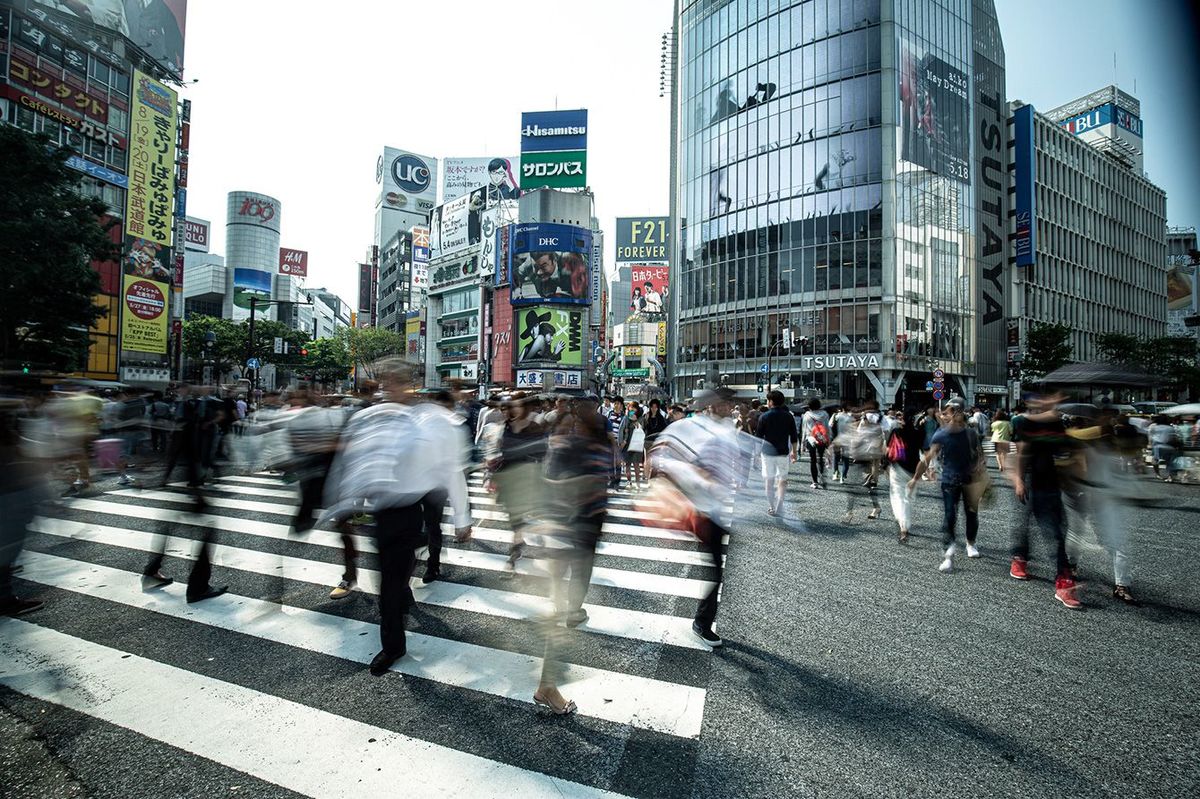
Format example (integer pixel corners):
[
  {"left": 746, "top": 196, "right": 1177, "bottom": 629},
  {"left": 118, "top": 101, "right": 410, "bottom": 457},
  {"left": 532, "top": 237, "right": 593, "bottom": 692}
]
[{"left": 511, "top": 249, "right": 589, "bottom": 303}]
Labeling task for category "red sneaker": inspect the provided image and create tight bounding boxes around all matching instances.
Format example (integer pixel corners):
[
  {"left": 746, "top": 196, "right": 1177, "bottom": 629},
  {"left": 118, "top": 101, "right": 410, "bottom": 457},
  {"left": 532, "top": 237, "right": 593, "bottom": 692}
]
[
  {"left": 1009, "top": 557, "right": 1030, "bottom": 581},
  {"left": 1055, "top": 576, "right": 1083, "bottom": 610}
]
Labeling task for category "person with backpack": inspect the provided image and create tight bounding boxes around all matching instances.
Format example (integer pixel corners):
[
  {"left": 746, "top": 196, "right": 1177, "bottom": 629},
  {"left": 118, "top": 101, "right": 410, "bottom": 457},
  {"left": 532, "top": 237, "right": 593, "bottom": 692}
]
[
  {"left": 800, "top": 397, "right": 831, "bottom": 490},
  {"left": 908, "top": 406, "right": 986, "bottom": 572},
  {"left": 887, "top": 410, "right": 925, "bottom": 543}
]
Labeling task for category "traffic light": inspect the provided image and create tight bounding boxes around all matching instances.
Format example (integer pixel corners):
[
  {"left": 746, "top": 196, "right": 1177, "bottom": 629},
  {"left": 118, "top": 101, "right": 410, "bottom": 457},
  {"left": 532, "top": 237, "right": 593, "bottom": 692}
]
[{"left": 300, "top": 347, "right": 309, "bottom": 357}]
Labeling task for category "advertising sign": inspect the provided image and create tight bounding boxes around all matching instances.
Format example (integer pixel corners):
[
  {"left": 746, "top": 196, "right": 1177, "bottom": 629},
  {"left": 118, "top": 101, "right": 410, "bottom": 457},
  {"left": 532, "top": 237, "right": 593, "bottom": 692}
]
[
  {"left": 494, "top": 223, "right": 513, "bottom": 287},
  {"left": 230, "top": 192, "right": 280, "bottom": 233},
  {"left": 629, "top": 265, "right": 669, "bottom": 314},
  {"left": 184, "top": 217, "right": 209, "bottom": 251},
  {"left": 590, "top": 230, "right": 603, "bottom": 326},
  {"left": 8, "top": 56, "right": 108, "bottom": 123},
  {"left": 516, "top": 306, "right": 585, "bottom": 366},
  {"left": 121, "top": 274, "right": 168, "bottom": 354},
  {"left": 516, "top": 369, "right": 544, "bottom": 389},
  {"left": 65, "top": 154, "right": 127, "bottom": 188},
  {"left": 430, "top": 187, "right": 485, "bottom": 257},
  {"left": 405, "top": 311, "right": 425, "bottom": 360},
  {"left": 279, "top": 247, "right": 308, "bottom": 277},
  {"left": 657, "top": 321, "right": 667, "bottom": 357},
  {"left": 1059, "top": 103, "right": 1144, "bottom": 138},
  {"left": 357, "top": 262, "right": 373, "bottom": 321},
  {"left": 478, "top": 207, "right": 499, "bottom": 278},
  {"left": 30, "top": 0, "right": 188, "bottom": 76},
  {"left": 0, "top": 84, "right": 123, "bottom": 148},
  {"left": 377, "top": 147, "right": 438, "bottom": 214},
  {"left": 510, "top": 223, "right": 592, "bottom": 305},
  {"left": 442, "top": 156, "right": 522, "bottom": 204},
  {"left": 125, "top": 69, "right": 177, "bottom": 247},
  {"left": 411, "top": 225, "right": 430, "bottom": 289},
  {"left": 492, "top": 286, "right": 513, "bottom": 382},
  {"left": 899, "top": 43, "right": 970, "bottom": 183},
  {"left": 614, "top": 217, "right": 670, "bottom": 262},
  {"left": 552, "top": 370, "right": 583, "bottom": 389},
  {"left": 520, "top": 109, "right": 588, "bottom": 153},
  {"left": 233, "top": 268, "right": 271, "bottom": 312},
  {"left": 520, "top": 149, "right": 587, "bottom": 190},
  {"left": 1013, "top": 104, "right": 1037, "bottom": 268}
]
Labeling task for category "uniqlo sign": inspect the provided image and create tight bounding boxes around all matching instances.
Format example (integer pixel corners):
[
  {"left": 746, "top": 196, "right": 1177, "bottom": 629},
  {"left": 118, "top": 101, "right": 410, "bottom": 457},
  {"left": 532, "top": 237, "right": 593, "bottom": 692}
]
[{"left": 279, "top": 247, "right": 308, "bottom": 277}]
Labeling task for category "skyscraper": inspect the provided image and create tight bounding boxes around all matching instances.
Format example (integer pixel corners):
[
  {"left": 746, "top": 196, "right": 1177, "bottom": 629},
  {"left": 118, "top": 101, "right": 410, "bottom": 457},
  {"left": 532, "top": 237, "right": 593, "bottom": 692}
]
[{"left": 669, "top": 0, "right": 1008, "bottom": 406}]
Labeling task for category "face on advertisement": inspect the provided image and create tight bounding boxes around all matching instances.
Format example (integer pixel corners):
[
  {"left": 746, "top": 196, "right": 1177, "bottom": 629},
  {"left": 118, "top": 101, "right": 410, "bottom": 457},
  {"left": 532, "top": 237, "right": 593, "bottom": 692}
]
[{"left": 534, "top": 252, "right": 558, "bottom": 278}]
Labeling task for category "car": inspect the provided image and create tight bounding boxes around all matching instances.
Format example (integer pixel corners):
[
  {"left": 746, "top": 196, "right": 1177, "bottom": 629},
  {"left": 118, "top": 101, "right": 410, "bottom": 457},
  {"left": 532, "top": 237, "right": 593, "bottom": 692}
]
[{"left": 1133, "top": 401, "right": 1176, "bottom": 415}]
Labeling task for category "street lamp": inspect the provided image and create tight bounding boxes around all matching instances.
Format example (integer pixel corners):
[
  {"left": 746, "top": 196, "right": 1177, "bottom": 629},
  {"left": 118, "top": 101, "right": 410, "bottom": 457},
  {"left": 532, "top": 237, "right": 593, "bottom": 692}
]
[
  {"left": 247, "top": 297, "right": 313, "bottom": 399},
  {"left": 203, "top": 330, "right": 216, "bottom": 385}
]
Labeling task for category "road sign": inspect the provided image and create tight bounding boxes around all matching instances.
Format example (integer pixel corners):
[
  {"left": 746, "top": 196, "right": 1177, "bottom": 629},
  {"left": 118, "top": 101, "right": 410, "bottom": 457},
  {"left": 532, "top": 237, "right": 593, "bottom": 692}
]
[
  {"left": 925, "top": 381, "right": 934, "bottom": 390},
  {"left": 246, "top": 357, "right": 261, "bottom": 369},
  {"left": 933, "top": 368, "right": 945, "bottom": 379},
  {"left": 932, "top": 389, "right": 945, "bottom": 400},
  {"left": 759, "top": 363, "right": 769, "bottom": 374}
]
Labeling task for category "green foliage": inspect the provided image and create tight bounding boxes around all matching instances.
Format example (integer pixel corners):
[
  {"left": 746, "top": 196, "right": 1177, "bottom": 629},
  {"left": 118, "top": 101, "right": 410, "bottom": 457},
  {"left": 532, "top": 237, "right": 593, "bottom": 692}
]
[
  {"left": 1021, "top": 322, "right": 1074, "bottom": 380},
  {"left": 338, "top": 326, "right": 408, "bottom": 379},
  {"left": 1094, "top": 332, "right": 1141, "bottom": 366},
  {"left": 1093, "top": 332, "right": 1200, "bottom": 399},
  {"left": 299, "top": 335, "right": 352, "bottom": 385},
  {"left": 182, "top": 315, "right": 309, "bottom": 377},
  {"left": 0, "top": 127, "right": 119, "bottom": 371}
]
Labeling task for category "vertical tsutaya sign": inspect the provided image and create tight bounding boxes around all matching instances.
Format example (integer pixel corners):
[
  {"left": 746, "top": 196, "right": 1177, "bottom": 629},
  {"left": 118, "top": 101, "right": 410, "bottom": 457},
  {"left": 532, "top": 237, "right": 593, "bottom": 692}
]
[
  {"left": 519, "top": 109, "right": 588, "bottom": 190},
  {"left": 972, "top": 0, "right": 1008, "bottom": 388},
  {"left": 614, "top": 217, "right": 670, "bottom": 261},
  {"left": 125, "top": 70, "right": 177, "bottom": 247},
  {"left": 1013, "top": 104, "right": 1037, "bottom": 268}
]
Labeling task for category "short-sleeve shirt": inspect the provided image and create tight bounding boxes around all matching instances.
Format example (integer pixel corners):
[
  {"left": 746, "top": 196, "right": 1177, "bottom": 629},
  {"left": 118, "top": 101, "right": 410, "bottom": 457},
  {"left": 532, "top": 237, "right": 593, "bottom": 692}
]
[
  {"left": 1012, "top": 415, "right": 1072, "bottom": 491},
  {"left": 931, "top": 426, "right": 977, "bottom": 485},
  {"left": 757, "top": 407, "right": 798, "bottom": 457}
]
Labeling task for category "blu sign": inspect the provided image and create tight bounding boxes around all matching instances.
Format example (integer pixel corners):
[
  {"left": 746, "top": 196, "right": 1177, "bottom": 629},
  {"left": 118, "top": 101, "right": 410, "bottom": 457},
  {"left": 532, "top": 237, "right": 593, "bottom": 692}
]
[
  {"left": 520, "top": 109, "right": 588, "bottom": 153},
  {"left": 1013, "top": 104, "right": 1037, "bottom": 268},
  {"left": 1060, "top": 103, "right": 1143, "bottom": 138}
]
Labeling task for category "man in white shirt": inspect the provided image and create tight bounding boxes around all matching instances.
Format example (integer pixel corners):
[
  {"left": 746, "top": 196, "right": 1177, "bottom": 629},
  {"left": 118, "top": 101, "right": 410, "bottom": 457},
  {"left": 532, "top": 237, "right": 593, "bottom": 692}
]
[{"left": 322, "top": 358, "right": 472, "bottom": 675}]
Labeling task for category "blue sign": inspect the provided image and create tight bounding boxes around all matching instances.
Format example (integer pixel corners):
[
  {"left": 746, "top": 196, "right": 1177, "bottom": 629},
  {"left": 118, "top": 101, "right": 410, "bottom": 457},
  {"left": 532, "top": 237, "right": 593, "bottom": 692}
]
[
  {"left": 759, "top": 363, "right": 770, "bottom": 374},
  {"left": 392, "top": 153, "right": 432, "bottom": 193},
  {"left": 933, "top": 389, "right": 945, "bottom": 400},
  {"left": 65, "top": 155, "right": 128, "bottom": 188},
  {"left": 508, "top": 222, "right": 593, "bottom": 306},
  {"left": 1014, "top": 104, "right": 1037, "bottom": 268},
  {"left": 246, "top": 358, "right": 261, "bottom": 370},
  {"left": 175, "top": 188, "right": 187, "bottom": 219},
  {"left": 520, "top": 109, "right": 588, "bottom": 153},
  {"left": 1059, "top": 103, "right": 1143, "bottom": 139},
  {"left": 413, "top": 246, "right": 430, "bottom": 263}
]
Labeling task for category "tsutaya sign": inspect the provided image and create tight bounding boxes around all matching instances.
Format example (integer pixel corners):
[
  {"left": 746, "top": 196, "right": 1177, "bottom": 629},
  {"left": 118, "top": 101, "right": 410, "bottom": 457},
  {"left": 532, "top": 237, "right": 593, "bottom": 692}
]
[{"left": 799, "top": 354, "right": 881, "bottom": 370}]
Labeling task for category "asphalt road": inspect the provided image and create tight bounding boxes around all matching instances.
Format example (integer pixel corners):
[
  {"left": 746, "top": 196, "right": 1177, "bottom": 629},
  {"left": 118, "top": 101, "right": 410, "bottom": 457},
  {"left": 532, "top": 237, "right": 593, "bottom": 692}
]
[{"left": 1, "top": 461, "right": 1197, "bottom": 799}]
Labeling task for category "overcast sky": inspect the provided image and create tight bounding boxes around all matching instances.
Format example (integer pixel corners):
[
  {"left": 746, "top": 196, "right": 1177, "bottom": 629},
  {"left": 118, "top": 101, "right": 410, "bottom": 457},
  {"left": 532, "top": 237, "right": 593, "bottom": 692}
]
[{"left": 181, "top": 0, "right": 1200, "bottom": 312}]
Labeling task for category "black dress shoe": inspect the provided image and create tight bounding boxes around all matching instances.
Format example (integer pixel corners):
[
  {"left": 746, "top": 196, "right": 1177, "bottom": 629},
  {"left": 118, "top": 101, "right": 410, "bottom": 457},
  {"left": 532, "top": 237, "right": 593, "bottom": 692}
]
[
  {"left": 421, "top": 567, "right": 440, "bottom": 585},
  {"left": 369, "top": 650, "right": 403, "bottom": 676},
  {"left": 1, "top": 597, "right": 44, "bottom": 616},
  {"left": 186, "top": 585, "right": 228, "bottom": 603},
  {"left": 141, "top": 572, "right": 174, "bottom": 590}
]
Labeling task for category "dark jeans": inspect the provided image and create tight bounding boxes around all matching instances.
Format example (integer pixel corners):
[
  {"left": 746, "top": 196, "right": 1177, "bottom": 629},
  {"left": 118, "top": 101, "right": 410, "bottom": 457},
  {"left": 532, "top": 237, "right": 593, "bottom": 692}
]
[
  {"left": 421, "top": 489, "right": 447, "bottom": 573},
  {"left": 1, "top": 483, "right": 45, "bottom": 603},
  {"left": 940, "top": 481, "right": 978, "bottom": 549},
  {"left": 832, "top": 448, "right": 850, "bottom": 479},
  {"left": 806, "top": 442, "right": 827, "bottom": 483},
  {"left": 374, "top": 503, "right": 424, "bottom": 657},
  {"left": 293, "top": 472, "right": 327, "bottom": 534},
  {"left": 143, "top": 486, "right": 217, "bottom": 597},
  {"left": 1012, "top": 488, "right": 1071, "bottom": 576},
  {"left": 339, "top": 523, "right": 358, "bottom": 583},
  {"left": 694, "top": 516, "right": 728, "bottom": 631}
]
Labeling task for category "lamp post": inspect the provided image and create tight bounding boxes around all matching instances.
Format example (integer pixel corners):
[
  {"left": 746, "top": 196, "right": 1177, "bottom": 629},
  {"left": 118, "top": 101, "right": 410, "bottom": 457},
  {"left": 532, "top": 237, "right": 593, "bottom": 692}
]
[
  {"left": 247, "top": 297, "right": 313, "bottom": 400},
  {"left": 203, "top": 330, "right": 216, "bottom": 385}
]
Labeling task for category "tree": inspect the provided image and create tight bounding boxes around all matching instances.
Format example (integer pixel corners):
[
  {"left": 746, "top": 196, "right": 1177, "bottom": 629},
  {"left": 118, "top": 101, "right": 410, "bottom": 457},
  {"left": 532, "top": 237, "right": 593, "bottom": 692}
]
[
  {"left": 0, "top": 127, "right": 119, "bottom": 371},
  {"left": 182, "top": 315, "right": 310, "bottom": 379},
  {"left": 338, "top": 326, "right": 408, "bottom": 380},
  {"left": 300, "top": 336, "right": 352, "bottom": 385},
  {"left": 1021, "top": 322, "right": 1073, "bottom": 380},
  {"left": 1095, "top": 332, "right": 1142, "bottom": 366}
]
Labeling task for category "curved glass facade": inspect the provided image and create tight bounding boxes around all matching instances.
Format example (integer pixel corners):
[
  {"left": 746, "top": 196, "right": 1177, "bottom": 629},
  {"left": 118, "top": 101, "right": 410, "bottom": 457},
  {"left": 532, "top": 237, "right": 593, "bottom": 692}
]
[{"left": 672, "top": 0, "right": 1003, "bottom": 405}]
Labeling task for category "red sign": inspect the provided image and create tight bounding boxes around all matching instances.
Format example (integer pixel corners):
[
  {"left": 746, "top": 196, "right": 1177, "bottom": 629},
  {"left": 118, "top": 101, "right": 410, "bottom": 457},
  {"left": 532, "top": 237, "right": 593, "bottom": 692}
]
[
  {"left": 0, "top": 84, "right": 124, "bottom": 147},
  {"left": 630, "top": 264, "right": 669, "bottom": 313},
  {"left": 279, "top": 248, "right": 309, "bottom": 277},
  {"left": 173, "top": 254, "right": 184, "bottom": 286},
  {"left": 491, "top": 287, "right": 513, "bottom": 383},
  {"left": 126, "top": 279, "right": 166, "bottom": 320},
  {"left": 238, "top": 196, "right": 275, "bottom": 223},
  {"left": 9, "top": 56, "right": 108, "bottom": 123}
]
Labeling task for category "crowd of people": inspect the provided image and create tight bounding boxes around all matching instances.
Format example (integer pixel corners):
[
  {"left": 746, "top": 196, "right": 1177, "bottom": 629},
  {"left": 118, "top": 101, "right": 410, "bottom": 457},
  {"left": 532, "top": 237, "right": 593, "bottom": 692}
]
[{"left": 2, "top": 368, "right": 1196, "bottom": 716}]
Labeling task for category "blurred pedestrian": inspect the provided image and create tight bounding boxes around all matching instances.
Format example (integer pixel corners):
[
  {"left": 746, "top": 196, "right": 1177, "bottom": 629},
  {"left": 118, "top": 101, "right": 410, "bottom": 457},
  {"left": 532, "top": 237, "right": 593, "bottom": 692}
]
[
  {"left": 492, "top": 393, "right": 547, "bottom": 573},
  {"left": 1148, "top": 415, "right": 1181, "bottom": 482},
  {"left": 909, "top": 406, "right": 985, "bottom": 571},
  {"left": 1, "top": 394, "right": 48, "bottom": 616},
  {"left": 991, "top": 410, "right": 1013, "bottom": 473},
  {"left": 756, "top": 390, "right": 798, "bottom": 517}
]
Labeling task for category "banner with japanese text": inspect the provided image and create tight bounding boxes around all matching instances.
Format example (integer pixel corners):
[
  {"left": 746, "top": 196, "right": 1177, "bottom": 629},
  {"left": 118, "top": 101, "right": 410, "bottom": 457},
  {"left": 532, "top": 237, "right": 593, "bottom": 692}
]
[
  {"left": 125, "top": 69, "right": 177, "bottom": 247},
  {"left": 121, "top": 274, "right": 169, "bottom": 354}
]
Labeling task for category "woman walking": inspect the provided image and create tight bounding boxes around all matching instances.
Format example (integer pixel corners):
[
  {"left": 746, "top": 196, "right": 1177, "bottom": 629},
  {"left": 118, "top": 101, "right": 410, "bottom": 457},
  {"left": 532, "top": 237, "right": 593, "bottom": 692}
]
[
  {"left": 886, "top": 410, "right": 925, "bottom": 543},
  {"left": 991, "top": 410, "right": 1013, "bottom": 473},
  {"left": 620, "top": 406, "right": 648, "bottom": 489},
  {"left": 491, "top": 393, "right": 547, "bottom": 572}
]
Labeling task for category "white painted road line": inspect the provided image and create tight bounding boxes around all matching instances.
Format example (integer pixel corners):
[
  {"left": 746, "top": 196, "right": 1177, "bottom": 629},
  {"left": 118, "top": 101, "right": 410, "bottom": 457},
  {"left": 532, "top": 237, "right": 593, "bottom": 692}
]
[
  {"left": 0, "top": 618, "right": 638, "bottom": 796},
  {"left": 27, "top": 517, "right": 710, "bottom": 650},
  {"left": 7, "top": 554, "right": 707, "bottom": 738}
]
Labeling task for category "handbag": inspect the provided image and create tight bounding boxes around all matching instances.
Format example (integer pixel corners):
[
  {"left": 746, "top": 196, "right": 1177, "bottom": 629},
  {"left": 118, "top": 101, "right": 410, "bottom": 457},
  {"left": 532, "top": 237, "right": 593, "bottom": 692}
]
[
  {"left": 629, "top": 426, "right": 646, "bottom": 453},
  {"left": 886, "top": 431, "right": 906, "bottom": 463}
]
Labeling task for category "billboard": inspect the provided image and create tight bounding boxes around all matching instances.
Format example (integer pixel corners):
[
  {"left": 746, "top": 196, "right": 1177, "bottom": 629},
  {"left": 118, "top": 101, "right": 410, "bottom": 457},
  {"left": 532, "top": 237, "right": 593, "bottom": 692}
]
[
  {"left": 125, "top": 69, "right": 177, "bottom": 247},
  {"left": 1013, "top": 104, "right": 1037, "bottom": 268},
  {"left": 30, "top": 0, "right": 188, "bottom": 77},
  {"left": 478, "top": 207, "right": 500, "bottom": 278},
  {"left": 899, "top": 43, "right": 970, "bottom": 183},
  {"left": 520, "top": 109, "right": 588, "bottom": 152},
  {"left": 183, "top": 217, "right": 209, "bottom": 251},
  {"left": 376, "top": 147, "right": 438, "bottom": 215},
  {"left": 520, "top": 149, "right": 587, "bottom": 190},
  {"left": 629, "top": 264, "right": 669, "bottom": 314},
  {"left": 357, "top": 262, "right": 373, "bottom": 321},
  {"left": 429, "top": 186, "right": 485, "bottom": 257},
  {"left": 233, "top": 268, "right": 271, "bottom": 312},
  {"left": 491, "top": 286, "right": 513, "bottom": 382},
  {"left": 509, "top": 222, "right": 592, "bottom": 305},
  {"left": 442, "top": 156, "right": 522, "bottom": 204},
  {"left": 1060, "top": 103, "right": 1143, "bottom": 138},
  {"left": 493, "top": 223, "right": 513, "bottom": 287},
  {"left": 405, "top": 311, "right": 425, "bottom": 360},
  {"left": 279, "top": 247, "right": 308, "bottom": 277},
  {"left": 615, "top": 217, "right": 670, "bottom": 261},
  {"left": 516, "top": 306, "right": 585, "bottom": 367},
  {"left": 121, "top": 274, "right": 168, "bottom": 354},
  {"left": 229, "top": 192, "right": 280, "bottom": 232}
]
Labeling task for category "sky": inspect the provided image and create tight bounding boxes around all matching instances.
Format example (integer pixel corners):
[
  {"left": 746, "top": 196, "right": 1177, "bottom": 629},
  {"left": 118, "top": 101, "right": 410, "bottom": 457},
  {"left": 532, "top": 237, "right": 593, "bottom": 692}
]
[{"left": 180, "top": 0, "right": 1200, "bottom": 311}]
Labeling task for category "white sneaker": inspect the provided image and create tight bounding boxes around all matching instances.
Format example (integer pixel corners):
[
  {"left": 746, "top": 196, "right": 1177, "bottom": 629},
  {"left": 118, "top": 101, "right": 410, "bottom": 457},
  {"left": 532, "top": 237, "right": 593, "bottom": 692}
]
[
  {"left": 966, "top": 543, "right": 981, "bottom": 559},
  {"left": 939, "top": 545, "right": 956, "bottom": 573}
]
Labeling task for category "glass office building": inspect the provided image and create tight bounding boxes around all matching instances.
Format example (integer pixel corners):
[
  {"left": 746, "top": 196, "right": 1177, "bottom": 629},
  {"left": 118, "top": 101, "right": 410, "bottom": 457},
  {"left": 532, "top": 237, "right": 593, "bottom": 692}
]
[{"left": 670, "top": 0, "right": 1008, "bottom": 405}]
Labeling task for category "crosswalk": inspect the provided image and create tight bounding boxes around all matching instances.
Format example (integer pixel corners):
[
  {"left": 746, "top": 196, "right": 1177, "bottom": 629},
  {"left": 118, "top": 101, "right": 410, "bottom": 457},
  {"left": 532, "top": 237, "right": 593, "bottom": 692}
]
[{"left": 1, "top": 470, "right": 721, "bottom": 798}]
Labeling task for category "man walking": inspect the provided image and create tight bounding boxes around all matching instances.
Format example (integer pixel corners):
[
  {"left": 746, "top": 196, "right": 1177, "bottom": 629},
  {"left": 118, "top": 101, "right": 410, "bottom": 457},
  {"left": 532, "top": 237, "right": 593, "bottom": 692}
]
[
  {"left": 755, "top": 391, "right": 798, "bottom": 516},
  {"left": 909, "top": 407, "right": 985, "bottom": 572}
]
